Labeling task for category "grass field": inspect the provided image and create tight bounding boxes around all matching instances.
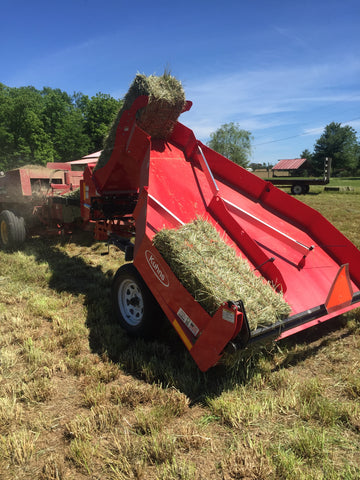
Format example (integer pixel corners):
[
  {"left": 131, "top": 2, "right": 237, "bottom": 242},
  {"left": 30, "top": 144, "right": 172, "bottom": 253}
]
[
  {"left": 0, "top": 188, "right": 359, "bottom": 479},
  {"left": 328, "top": 177, "right": 360, "bottom": 189}
]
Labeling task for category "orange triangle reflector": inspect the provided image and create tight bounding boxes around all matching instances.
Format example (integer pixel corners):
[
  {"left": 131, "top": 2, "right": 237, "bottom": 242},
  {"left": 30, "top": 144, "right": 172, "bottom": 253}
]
[{"left": 325, "top": 264, "right": 353, "bottom": 313}]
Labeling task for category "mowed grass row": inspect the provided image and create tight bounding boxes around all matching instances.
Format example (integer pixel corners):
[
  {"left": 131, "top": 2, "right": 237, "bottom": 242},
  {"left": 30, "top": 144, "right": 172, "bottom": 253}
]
[{"left": 0, "top": 191, "right": 359, "bottom": 479}]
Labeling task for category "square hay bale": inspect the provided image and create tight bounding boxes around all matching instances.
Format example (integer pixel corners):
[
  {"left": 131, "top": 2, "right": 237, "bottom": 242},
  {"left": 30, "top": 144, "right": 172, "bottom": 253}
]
[
  {"left": 96, "top": 73, "right": 186, "bottom": 170},
  {"left": 153, "top": 219, "right": 291, "bottom": 331}
]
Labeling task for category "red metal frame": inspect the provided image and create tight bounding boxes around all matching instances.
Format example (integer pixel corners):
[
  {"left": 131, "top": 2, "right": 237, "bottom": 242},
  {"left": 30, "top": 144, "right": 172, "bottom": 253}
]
[{"left": 83, "top": 97, "right": 360, "bottom": 371}]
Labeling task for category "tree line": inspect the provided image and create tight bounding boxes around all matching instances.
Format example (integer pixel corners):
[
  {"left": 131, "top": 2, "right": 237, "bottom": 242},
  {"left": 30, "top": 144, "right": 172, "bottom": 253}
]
[
  {"left": 1, "top": 82, "right": 359, "bottom": 176},
  {"left": 0, "top": 83, "right": 122, "bottom": 171}
]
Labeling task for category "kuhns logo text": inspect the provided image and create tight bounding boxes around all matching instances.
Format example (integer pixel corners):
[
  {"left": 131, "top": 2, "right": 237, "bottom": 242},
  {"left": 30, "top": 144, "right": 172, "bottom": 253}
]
[{"left": 145, "top": 250, "right": 169, "bottom": 287}]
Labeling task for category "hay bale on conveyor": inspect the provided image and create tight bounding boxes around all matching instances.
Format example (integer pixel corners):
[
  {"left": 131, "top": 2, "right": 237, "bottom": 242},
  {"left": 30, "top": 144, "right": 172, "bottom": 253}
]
[
  {"left": 95, "top": 73, "right": 186, "bottom": 170},
  {"left": 153, "top": 219, "right": 291, "bottom": 331}
]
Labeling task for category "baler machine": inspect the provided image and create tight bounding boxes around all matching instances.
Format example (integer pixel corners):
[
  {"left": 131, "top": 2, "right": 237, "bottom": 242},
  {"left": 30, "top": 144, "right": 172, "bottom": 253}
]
[
  {"left": 0, "top": 163, "right": 84, "bottom": 248},
  {"left": 81, "top": 96, "right": 360, "bottom": 372}
]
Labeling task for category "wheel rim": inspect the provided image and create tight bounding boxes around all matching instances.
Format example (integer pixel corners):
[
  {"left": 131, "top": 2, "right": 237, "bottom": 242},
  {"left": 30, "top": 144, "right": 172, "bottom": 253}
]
[
  {"left": 118, "top": 279, "right": 144, "bottom": 327},
  {"left": 0, "top": 220, "right": 8, "bottom": 245}
]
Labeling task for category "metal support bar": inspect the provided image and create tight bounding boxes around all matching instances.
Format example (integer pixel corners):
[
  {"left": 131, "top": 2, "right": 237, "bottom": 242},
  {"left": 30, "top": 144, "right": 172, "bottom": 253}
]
[
  {"left": 148, "top": 194, "right": 185, "bottom": 226},
  {"left": 197, "top": 144, "right": 219, "bottom": 196},
  {"left": 222, "top": 197, "right": 314, "bottom": 257}
]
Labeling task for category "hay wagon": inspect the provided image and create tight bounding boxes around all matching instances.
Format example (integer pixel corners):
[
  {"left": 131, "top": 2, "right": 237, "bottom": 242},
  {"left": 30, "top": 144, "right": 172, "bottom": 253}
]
[
  {"left": 269, "top": 157, "right": 331, "bottom": 195},
  {"left": 81, "top": 92, "right": 360, "bottom": 371}
]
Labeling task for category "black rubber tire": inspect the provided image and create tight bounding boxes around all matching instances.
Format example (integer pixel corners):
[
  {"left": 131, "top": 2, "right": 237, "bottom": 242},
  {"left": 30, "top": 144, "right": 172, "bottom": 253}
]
[
  {"left": 0, "top": 210, "right": 26, "bottom": 249},
  {"left": 112, "top": 263, "right": 161, "bottom": 337},
  {"left": 291, "top": 184, "right": 305, "bottom": 195}
]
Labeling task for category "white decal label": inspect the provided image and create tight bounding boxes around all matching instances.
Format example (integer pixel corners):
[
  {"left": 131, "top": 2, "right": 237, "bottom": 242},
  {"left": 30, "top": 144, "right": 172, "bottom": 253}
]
[
  {"left": 222, "top": 309, "right": 235, "bottom": 324},
  {"left": 177, "top": 308, "right": 199, "bottom": 336},
  {"left": 145, "top": 250, "right": 169, "bottom": 287}
]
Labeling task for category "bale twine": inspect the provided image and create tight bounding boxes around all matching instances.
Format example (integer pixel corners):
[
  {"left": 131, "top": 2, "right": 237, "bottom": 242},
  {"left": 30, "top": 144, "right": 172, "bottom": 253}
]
[
  {"left": 95, "top": 73, "right": 186, "bottom": 170},
  {"left": 153, "top": 219, "right": 291, "bottom": 331}
]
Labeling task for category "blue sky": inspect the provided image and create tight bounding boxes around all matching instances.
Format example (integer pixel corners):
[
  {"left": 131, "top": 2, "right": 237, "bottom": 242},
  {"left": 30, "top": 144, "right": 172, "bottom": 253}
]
[{"left": 1, "top": 0, "right": 360, "bottom": 164}]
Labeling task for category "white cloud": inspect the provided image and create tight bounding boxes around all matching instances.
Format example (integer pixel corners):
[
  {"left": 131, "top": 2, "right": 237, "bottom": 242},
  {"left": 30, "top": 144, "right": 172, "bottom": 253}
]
[
  {"left": 293, "top": 94, "right": 360, "bottom": 104},
  {"left": 303, "top": 118, "right": 360, "bottom": 138},
  {"left": 273, "top": 26, "right": 308, "bottom": 48},
  {"left": 303, "top": 126, "right": 325, "bottom": 136},
  {"left": 342, "top": 119, "right": 360, "bottom": 130},
  {"left": 182, "top": 58, "right": 360, "bottom": 142}
]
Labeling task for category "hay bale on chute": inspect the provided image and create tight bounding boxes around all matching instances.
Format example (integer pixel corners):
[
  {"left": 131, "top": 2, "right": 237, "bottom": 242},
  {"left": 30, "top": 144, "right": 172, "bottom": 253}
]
[
  {"left": 95, "top": 73, "right": 186, "bottom": 170},
  {"left": 153, "top": 219, "right": 291, "bottom": 331}
]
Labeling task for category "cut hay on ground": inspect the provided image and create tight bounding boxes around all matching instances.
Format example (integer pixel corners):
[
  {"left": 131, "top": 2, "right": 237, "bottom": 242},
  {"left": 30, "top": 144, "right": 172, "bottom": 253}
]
[
  {"left": 153, "top": 219, "right": 291, "bottom": 331},
  {"left": 95, "top": 73, "right": 186, "bottom": 170}
]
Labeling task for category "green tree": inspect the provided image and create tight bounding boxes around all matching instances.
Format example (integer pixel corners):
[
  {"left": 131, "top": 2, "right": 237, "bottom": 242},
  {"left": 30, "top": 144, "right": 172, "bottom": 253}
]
[
  {"left": 300, "top": 148, "right": 313, "bottom": 162},
  {"left": 40, "top": 87, "right": 91, "bottom": 162},
  {"left": 0, "top": 84, "right": 123, "bottom": 170},
  {"left": 0, "top": 85, "right": 55, "bottom": 168},
  {"left": 0, "top": 84, "right": 14, "bottom": 169},
  {"left": 41, "top": 87, "right": 73, "bottom": 136},
  {"left": 312, "top": 122, "right": 359, "bottom": 175},
  {"left": 208, "top": 122, "right": 253, "bottom": 167},
  {"left": 299, "top": 148, "right": 315, "bottom": 175},
  {"left": 249, "top": 162, "right": 269, "bottom": 170},
  {"left": 81, "top": 93, "right": 122, "bottom": 152},
  {"left": 21, "top": 109, "right": 54, "bottom": 164},
  {"left": 53, "top": 110, "right": 91, "bottom": 162}
]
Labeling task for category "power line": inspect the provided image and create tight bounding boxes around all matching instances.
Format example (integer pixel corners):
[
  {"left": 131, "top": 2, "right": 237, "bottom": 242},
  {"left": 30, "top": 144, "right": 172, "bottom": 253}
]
[
  {"left": 341, "top": 116, "right": 360, "bottom": 124},
  {"left": 253, "top": 116, "right": 360, "bottom": 147},
  {"left": 254, "top": 133, "right": 306, "bottom": 146}
]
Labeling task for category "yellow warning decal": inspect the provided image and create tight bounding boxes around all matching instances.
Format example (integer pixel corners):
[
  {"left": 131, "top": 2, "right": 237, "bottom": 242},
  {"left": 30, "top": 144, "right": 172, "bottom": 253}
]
[{"left": 172, "top": 319, "right": 193, "bottom": 351}]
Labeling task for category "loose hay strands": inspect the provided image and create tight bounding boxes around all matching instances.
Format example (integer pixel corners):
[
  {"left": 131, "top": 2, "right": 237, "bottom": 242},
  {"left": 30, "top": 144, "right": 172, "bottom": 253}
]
[
  {"left": 60, "top": 188, "right": 81, "bottom": 200},
  {"left": 153, "top": 219, "right": 291, "bottom": 331},
  {"left": 95, "top": 73, "right": 186, "bottom": 170}
]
